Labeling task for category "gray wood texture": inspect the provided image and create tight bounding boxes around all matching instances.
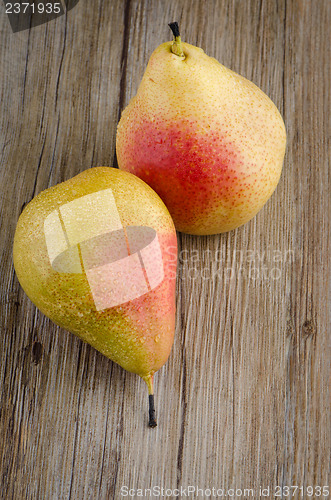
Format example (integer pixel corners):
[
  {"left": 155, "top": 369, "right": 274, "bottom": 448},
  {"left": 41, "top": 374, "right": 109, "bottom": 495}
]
[{"left": 0, "top": 0, "right": 329, "bottom": 498}]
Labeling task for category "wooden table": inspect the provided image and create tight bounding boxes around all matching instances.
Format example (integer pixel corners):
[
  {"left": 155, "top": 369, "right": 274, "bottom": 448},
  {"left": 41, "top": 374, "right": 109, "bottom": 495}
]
[{"left": 0, "top": 1, "right": 329, "bottom": 498}]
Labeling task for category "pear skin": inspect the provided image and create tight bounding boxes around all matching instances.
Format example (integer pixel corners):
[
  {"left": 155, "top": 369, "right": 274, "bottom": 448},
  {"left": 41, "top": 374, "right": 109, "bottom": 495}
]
[
  {"left": 116, "top": 23, "right": 286, "bottom": 235},
  {"left": 13, "top": 167, "right": 177, "bottom": 426}
]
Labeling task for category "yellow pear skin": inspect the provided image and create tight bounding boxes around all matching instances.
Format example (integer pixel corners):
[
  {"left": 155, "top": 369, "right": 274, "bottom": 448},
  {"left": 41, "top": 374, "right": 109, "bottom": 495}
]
[
  {"left": 13, "top": 167, "right": 177, "bottom": 426},
  {"left": 116, "top": 23, "right": 286, "bottom": 235}
]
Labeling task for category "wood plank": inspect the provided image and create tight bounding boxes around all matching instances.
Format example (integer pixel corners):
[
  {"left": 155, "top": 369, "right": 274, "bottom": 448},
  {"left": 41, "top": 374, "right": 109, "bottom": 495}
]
[
  {"left": 0, "top": 0, "right": 329, "bottom": 498},
  {"left": 282, "top": 0, "right": 330, "bottom": 489},
  {"left": 0, "top": 1, "right": 127, "bottom": 498}
]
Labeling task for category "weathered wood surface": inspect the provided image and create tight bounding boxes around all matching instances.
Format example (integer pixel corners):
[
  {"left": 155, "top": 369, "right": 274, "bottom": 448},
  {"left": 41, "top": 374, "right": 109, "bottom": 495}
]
[{"left": 0, "top": 0, "right": 329, "bottom": 498}]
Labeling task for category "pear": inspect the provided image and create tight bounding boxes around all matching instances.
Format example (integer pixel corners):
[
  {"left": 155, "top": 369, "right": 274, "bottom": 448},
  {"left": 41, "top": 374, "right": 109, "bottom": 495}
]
[
  {"left": 116, "top": 22, "right": 286, "bottom": 235},
  {"left": 13, "top": 167, "right": 177, "bottom": 426}
]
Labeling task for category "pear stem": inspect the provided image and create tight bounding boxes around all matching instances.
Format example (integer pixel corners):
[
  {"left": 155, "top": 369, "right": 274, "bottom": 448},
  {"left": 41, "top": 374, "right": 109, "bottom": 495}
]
[
  {"left": 168, "top": 22, "right": 184, "bottom": 57},
  {"left": 144, "top": 374, "right": 157, "bottom": 427},
  {"left": 148, "top": 394, "right": 157, "bottom": 428}
]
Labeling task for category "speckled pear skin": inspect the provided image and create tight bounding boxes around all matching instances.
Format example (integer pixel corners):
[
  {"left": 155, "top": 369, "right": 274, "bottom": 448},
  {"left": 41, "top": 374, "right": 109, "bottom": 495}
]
[
  {"left": 116, "top": 41, "right": 286, "bottom": 235},
  {"left": 13, "top": 167, "right": 177, "bottom": 383}
]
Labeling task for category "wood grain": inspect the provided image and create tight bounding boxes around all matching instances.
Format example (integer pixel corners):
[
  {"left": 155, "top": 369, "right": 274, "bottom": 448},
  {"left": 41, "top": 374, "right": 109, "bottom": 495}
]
[{"left": 0, "top": 0, "right": 329, "bottom": 498}]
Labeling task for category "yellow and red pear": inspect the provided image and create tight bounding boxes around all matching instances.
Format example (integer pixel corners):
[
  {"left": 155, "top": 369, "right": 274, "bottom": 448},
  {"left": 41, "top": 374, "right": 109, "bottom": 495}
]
[
  {"left": 116, "top": 23, "right": 286, "bottom": 235},
  {"left": 13, "top": 167, "right": 177, "bottom": 426}
]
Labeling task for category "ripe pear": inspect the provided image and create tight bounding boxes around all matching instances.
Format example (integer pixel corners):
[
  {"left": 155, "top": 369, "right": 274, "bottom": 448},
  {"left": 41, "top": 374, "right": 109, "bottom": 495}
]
[
  {"left": 13, "top": 167, "right": 177, "bottom": 426},
  {"left": 116, "top": 23, "right": 286, "bottom": 235}
]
